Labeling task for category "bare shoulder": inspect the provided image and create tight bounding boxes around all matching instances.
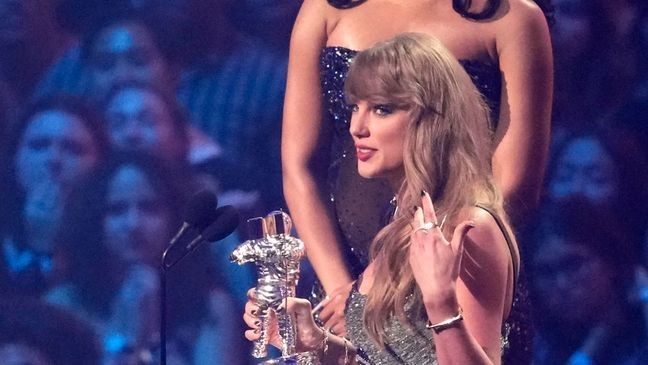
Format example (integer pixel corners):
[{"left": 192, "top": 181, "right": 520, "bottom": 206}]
[
  {"left": 292, "top": 0, "right": 355, "bottom": 49},
  {"left": 300, "top": 0, "right": 334, "bottom": 13},
  {"left": 296, "top": 0, "right": 342, "bottom": 28},
  {"left": 502, "top": 0, "right": 547, "bottom": 21},
  {"left": 496, "top": 0, "right": 549, "bottom": 33},
  {"left": 459, "top": 206, "right": 515, "bottom": 270}
]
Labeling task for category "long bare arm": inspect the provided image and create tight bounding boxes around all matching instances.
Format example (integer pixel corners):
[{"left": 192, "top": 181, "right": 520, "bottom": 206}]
[
  {"left": 408, "top": 190, "right": 513, "bottom": 365},
  {"left": 282, "top": 0, "right": 353, "bottom": 294},
  {"left": 428, "top": 209, "right": 514, "bottom": 365},
  {"left": 493, "top": 0, "right": 553, "bottom": 223}
]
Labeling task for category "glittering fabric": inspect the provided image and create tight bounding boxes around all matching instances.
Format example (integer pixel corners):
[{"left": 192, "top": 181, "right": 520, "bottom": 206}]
[
  {"left": 345, "top": 277, "right": 533, "bottom": 365},
  {"left": 320, "top": 46, "right": 532, "bottom": 364},
  {"left": 345, "top": 282, "right": 438, "bottom": 365},
  {"left": 320, "top": 47, "right": 393, "bottom": 276},
  {"left": 344, "top": 270, "right": 533, "bottom": 364}
]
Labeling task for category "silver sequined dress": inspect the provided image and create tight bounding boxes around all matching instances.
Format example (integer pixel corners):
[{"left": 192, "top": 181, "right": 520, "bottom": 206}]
[{"left": 344, "top": 206, "right": 530, "bottom": 364}]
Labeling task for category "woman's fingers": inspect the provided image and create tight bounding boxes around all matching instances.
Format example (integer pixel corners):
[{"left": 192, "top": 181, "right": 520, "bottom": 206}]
[
  {"left": 328, "top": 321, "right": 347, "bottom": 337},
  {"left": 245, "top": 329, "right": 261, "bottom": 341},
  {"left": 420, "top": 190, "right": 438, "bottom": 224},
  {"left": 450, "top": 220, "right": 475, "bottom": 272},
  {"left": 317, "top": 297, "right": 334, "bottom": 322},
  {"left": 284, "top": 297, "right": 314, "bottom": 318},
  {"left": 243, "top": 312, "right": 261, "bottom": 328},
  {"left": 450, "top": 221, "right": 475, "bottom": 250},
  {"left": 244, "top": 300, "right": 260, "bottom": 330},
  {"left": 413, "top": 205, "right": 425, "bottom": 227},
  {"left": 323, "top": 312, "right": 345, "bottom": 334}
]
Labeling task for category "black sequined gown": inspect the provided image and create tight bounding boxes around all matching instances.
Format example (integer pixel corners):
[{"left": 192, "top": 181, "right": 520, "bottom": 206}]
[{"left": 319, "top": 46, "right": 532, "bottom": 364}]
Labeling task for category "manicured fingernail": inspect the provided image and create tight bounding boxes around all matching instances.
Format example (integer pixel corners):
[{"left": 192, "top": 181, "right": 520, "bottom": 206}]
[
  {"left": 254, "top": 320, "right": 260, "bottom": 326},
  {"left": 254, "top": 329, "right": 259, "bottom": 334},
  {"left": 421, "top": 190, "right": 426, "bottom": 197},
  {"left": 251, "top": 309, "right": 257, "bottom": 316}
]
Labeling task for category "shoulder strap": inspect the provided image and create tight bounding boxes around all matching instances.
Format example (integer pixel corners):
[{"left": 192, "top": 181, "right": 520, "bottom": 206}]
[{"left": 475, "top": 204, "right": 519, "bottom": 290}]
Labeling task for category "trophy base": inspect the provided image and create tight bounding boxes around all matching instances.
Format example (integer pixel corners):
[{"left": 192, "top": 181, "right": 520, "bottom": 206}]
[{"left": 259, "top": 351, "right": 320, "bottom": 365}]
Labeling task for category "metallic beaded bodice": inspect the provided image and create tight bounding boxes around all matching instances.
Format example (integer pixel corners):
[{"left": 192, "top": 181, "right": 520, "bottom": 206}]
[{"left": 345, "top": 277, "right": 534, "bottom": 365}]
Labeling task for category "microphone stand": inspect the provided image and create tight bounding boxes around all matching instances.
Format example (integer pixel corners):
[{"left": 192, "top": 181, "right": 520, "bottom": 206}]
[
  {"left": 159, "top": 235, "right": 205, "bottom": 365},
  {"left": 158, "top": 207, "right": 238, "bottom": 365},
  {"left": 160, "top": 247, "right": 171, "bottom": 365}
]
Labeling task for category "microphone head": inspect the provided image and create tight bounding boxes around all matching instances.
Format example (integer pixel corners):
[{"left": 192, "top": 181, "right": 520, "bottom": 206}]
[
  {"left": 184, "top": 190, "right": 218, "bottom": 229},
  {"left": 202, "top": 205, "right": 240, "bottom": 242}
]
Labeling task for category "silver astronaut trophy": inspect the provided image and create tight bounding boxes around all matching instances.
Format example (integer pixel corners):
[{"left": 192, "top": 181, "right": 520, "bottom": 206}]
[{"left": 231, "top": 211, "right": 318, "bottom": 364}]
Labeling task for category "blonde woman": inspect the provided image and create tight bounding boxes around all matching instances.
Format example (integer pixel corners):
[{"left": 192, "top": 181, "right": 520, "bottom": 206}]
[
  {"left": 245, "top": 33, "right": 526, "bottom": 364},
  {"left": 282, "top": 0, "right": 552, "bottom": 338}
]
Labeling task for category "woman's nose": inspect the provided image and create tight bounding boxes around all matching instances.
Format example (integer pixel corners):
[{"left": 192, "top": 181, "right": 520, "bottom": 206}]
[
  {"left": 46, "top": 144, "right": 64, "bottom": 172},
  {"left": 349, "top": 109, "right": 369, "bottom": 139}
]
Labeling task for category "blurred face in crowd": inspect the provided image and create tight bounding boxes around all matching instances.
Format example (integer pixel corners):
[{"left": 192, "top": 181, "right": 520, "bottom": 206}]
[
  {"left": 105, "top": 87, "right": 184, "bottom": 162},
  {"left": 548, "top": 136, "right": 618, "bottom": 206},
  {"left": 89, "top": 22, "right": 172, "bottom": 100},
  {"left": 15, "top": 110, "right": 100, "bottom": 194},
  {"left": 103, "top": 164, "right": 171, "bottom": 267},
  {"left": 0, "top": 343, "right": 51, "bottom": 365},
  {"left": 532, "top": 236, "right": 614, "bottom": 325}
]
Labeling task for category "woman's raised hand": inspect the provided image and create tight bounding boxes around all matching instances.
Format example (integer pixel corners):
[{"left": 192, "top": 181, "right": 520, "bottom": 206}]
[{"left": 409, "top": 191, "right": 474, "bottom": 321}]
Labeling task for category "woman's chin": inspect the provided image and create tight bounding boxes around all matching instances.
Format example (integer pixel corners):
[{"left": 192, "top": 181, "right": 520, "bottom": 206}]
[{"left": 357, "top": 167, "right": 380, "bottom": 180}]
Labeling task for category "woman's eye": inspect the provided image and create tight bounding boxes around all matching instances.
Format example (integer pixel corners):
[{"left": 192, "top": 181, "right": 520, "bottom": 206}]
[{"left": 374, "top": 105, "right": 393, "bottom": 116}]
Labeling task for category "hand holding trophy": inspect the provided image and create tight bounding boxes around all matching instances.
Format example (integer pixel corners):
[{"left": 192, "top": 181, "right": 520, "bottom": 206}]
[{"left": 231, "top": 211, "right": 319, "bottom": 364}]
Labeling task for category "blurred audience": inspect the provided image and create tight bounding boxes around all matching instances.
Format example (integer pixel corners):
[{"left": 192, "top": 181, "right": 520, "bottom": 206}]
[
  {"left": 102, "top": 81, "right": 256, "bottom": 310},
  {"left": 229, "top": 0, "right": 300, "bottom": 55},
  {"left": 103, "top": 82, "right": 191, "bottom": 165},
  {"left": 0, "top": 95, "right": 108, "bottom": 297},
  {"left": 0, "top": 0, "right": 81, "bottom": 103},
  {"left": 169, "top": 0, "right": 286, "bottom": 210},
  {"left": 80, "top": 7, "right": 283, "bottom": 209},
  {"left": 529, "top": 199, "right": 646, "bottom": 365},
  {"left": 82, "top": 12, "right": 181, "bottom": 102},
  {"left": 544, "top": 126, "right": 648, "bottom": 245},
  {"left": 46, "top": 153, "right": 244, "bottom": 364},
  {"left": 551, "top": 0, "right": 645, "bottom": 130},
  {"left": 0, "top": 298, "right": 101, "bottom": 365}
]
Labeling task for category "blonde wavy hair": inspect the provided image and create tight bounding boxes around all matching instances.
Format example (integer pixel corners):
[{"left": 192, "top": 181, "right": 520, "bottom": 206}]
[{"left": 345, "top": 33, "right": 504, "bottom": 347}]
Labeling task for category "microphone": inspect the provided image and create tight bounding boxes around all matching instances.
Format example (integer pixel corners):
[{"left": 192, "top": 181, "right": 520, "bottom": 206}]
[
  {"left": 185, "top": 190, "right": 220, "bottom": 229},
  {"left": 163, "top": 205, "right": 239, "bottom": 270},
  {"left": 168, "top": 190, "right": 218, "bottom": 247},
  {"left": 163, "top": 191, "right": 218, "bottom": 269},
  {"left": 160, "top": 196, "right": 236, "bottom": 365},
  {"left": 185, "top": 205, "right": 240, "bottom": 252}
]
